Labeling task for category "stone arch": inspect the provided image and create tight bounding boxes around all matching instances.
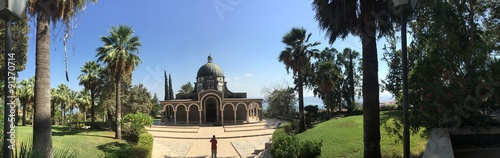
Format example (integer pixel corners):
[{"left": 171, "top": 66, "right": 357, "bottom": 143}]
[
  {"left": 188, "top": 103, "right": 200, "bottom": 123},
  {"left": 162, "top": 104, "right": 175, "bottom": 111},
  {"left": 236, "top": 102, "right": 247, "bottom": 120},
  {"left": 176, "top": 104, "right": 187, "bottom": 121},
  {"left": 223, "top": 103, "right": 235, "bottom": 121},
  {"left": 202, "top": 95, "right": 221, "bottom": 122},
  {"left": 188, "top": 103, "right": 200, "bottom": 111},
  {"left": 162, "top": 104, "right": 175, "bottom": 122},
  {"left": 222, "top": 103, "right": 235, "bottom": 110}
]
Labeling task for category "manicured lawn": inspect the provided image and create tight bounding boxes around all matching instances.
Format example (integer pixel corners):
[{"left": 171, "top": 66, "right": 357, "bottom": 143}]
[
  {"left": 296, "top": 112, "right": 427, "bottom": 158},
  {"left": 15, "top": 126, "right": 132, "bottom": 157}
]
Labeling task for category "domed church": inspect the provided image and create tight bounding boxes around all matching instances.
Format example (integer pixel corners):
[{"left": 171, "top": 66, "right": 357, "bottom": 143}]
[{"left": 160, "top": 55, "right": 263, "bottom": 125}]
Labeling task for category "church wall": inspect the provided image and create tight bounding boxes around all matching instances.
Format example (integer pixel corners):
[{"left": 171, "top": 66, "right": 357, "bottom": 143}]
[
  {"left": 189, "top": 105, "right": 200, "bottom": 122},
  {"left": 176, "top": 105, "right": 187, "bottom": 121},
  {"left": 223, "top": 104, "right": 234, "bottom": 121},
  {"left": 236, "top": 104, "right": 247, "bottom": 120}
]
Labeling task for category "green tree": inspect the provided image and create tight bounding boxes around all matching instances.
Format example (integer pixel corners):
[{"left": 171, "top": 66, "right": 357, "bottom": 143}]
[
  {"left": 178, "top": 82, "right": 193, "bottom": 94},
  {"left": 96, "top": 25, "right": 142, "bottom": 139},
  {"left": 17, "top": 77, "right": 35, "bottom": 126},
  {"left": 56, "top": 84, "right": 70, "bottom": 126},
  {"left": 150, "top": 93, "right": 161, "bottom": 117},
  {"left": 164, "top": 70, "right": 169, "bottom": 100},
  {"left": 78, "top": 61, "right": 102, "bottom": 127},
  {"left": 27, "top": 0, "right": 97, "bottom": 155},
  {"left": 311, "top": 60, "right": 340, "bottom": 118},
  {"left": 168, "top": 74, "right": 174, "bottom": 100},
  {"left": 67, "top": 90, "right": 78, "bottom": 124},
  {"left": 340, "top": 48, "right": 361, "bottom": 113},
  {"left": 278, "top": 27, "right": 320, "bottom": 133},
  {"left": 312, "top": 0, "right": 395, "bottom": 156},
  {"left": 263, "top": 85, "right": 297, "bottom": 116},
  {"left": 381, "top": 35, "right": 402, "bottom": 100},
  {"left": 0, "top": 14, "right": 29, "bottom": 98},
  {"left": 405, "top": 0, "right": 499, "bottom": 132},
  {"left": 123, "top": 84, "right": 152, "bottom": 115},
  {"left": 77, "top": 90, "right": 91, "bottom": 122}
]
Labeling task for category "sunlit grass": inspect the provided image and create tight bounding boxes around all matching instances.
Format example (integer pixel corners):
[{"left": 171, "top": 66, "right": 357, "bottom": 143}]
[
  {"left": 15, "top": 126, "right": 132, "bottom": 157},
  {"left": 296, "top": 112, "right": 427, "bottom": 158}
]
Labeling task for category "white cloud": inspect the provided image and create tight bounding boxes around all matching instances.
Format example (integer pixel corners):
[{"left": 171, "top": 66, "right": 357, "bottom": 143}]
[{"left": 245, "top": 73, "right": 254, "bottom": 77}]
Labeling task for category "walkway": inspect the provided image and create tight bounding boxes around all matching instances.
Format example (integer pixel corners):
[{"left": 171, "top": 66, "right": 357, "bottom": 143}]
[{"left": 148, "top": 118, "right": 281, "bottom": 158}]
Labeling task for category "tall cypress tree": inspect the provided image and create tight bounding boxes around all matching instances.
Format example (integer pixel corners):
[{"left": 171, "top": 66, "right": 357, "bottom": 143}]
[
  {"left": 164, "top": 70, "right": 169, "bottom": 100},
  {"left": 168, "top": 74, "right": 174, "bottom": 99}
]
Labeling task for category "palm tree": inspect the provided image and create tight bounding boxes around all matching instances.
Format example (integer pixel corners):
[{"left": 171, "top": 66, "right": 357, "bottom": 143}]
[
  {"left": 279, "top": 27, "right": 320, "bottom": 133},
  {"left": 312, "top": 0, "right": 395, "bottom": 157},
  {"left": 77, "top": 90, "right": 91, "bottom": 122},
  {"left": 96, "top": 25, "right": 142, "bottom": 139},
  {"left": 18, "top": 77, "right": 35, "bottom": 126},
  {"left": 312, "top": 61, "right": 340, "bottom": 118},
  {"left": 27, "top": 0, "right": 96, "bottom": 155},
  {"left": 56, "top": 84, "right": 70, "bottom": 126},
  {"left": 50, "top": 88, "right": 59, "bottom": 125},
  {"left": 67, "top": 90, "right": 78, "bottom": 124},
  {"left": 78, "top": 61, "right": 101, "bottom": 127},
  {"left": 178, "top": 82, "right": 193, "bottom": 94}
]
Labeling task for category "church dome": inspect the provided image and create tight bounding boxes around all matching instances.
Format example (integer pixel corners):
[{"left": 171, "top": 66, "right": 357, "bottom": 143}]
[{"left": 197, "top": 55, "right": 224, "bottom": 77}]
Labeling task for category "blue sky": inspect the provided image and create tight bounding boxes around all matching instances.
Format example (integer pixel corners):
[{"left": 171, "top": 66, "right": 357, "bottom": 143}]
[{"left": 17, "top": 0, "right": 399, "bottom": 102}]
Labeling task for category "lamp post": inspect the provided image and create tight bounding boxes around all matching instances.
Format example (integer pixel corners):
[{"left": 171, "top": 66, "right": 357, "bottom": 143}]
[
  {"left": 393, "top": 0, "right": 417, "bottom": 158},
  {"left": 0, "top": 0, "right": 27, "bottom": 157}
]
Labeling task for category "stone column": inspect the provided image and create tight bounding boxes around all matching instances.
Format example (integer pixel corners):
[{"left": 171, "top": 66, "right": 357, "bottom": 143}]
[
  {"left": 234, "top": 109, "right": 237, "bottom": 124},
  {"left": 221, "top": 109, "right": 224, "bottom": 125},
  {"left": 187, "top": 109, "right": 190, "bottom": 125},
  {"left": 174, "top": 110, "right": 177, "bottom": 125},
  {"left": 161, "top": 110, "right": 165, "bottom": 123},
  {"left": 246, "top": 109, "right": 249, "bottom": 123},
  {"left": 256, "top": 109, "right": 259, "bottom": 121},
  {"left": 199, "top": 110, "right": 202, "bottom": 125}
]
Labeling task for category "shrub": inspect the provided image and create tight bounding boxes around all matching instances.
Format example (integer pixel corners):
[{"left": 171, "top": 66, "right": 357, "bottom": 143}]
[
  {"left": 351, "top": 106, "right": 363, "bottom": 116},
  {"left": 122, "top": 113, "right": 153, "bottom": 140},
  {"left": 271, "top": 129, "right": 300, "bottom": 158},
  {"left": 129, "top": 130, "right": 154, "bottom": 158},
  {"left": 304, "top": 105, "right": 319, "bottom": 114},
  {"left": 299, "top": 140, "right": 323, "bottom": 158},
  {"left": 271, "top": 128, "right": 323, "bottom": 158}
]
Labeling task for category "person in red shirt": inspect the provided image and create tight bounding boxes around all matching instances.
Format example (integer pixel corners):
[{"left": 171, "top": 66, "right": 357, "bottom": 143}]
[{"left": 210, "top": 135, "right": 218, "bottom": 158}]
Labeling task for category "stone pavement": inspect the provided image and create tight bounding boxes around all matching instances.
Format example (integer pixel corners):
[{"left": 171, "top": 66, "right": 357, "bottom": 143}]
[{"left": 148, "top": 118, "right": 282, "bottom": 158}]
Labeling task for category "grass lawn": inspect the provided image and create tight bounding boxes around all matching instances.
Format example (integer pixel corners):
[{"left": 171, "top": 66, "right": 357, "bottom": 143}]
[
  {"left": 15, "top": 126, "right": 132, "bottom": 157},
  {"left": 296, "top": 111, "right": 427, "bottom": 158}
]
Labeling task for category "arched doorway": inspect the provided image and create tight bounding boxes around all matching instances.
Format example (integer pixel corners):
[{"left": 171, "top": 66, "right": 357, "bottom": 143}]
[{"left": 205, "top": 97, "right": 218, "bottom": 122}]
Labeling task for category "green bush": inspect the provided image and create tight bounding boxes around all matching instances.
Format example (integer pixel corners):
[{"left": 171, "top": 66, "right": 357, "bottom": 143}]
[
  {"left": 299, "top": 140, "right": 323, "bottom": 158},
  {"left": 279, "top": 122, "right": 296, "bottom": 133},
  {"left": 271, "top": 129, "right": 300, "bottom": 158},
  {"left": 271, "top": 128, "right": 322, "bottom": 158},
  {"left": 129, "top": 130, "right": 154, "bottom": 158},
  {"left": 122, "top": 113, "right": 153, "bottom": 140}
]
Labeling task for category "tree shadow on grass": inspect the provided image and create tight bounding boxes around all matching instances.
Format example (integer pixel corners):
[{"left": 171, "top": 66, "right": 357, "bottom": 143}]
[
  {"left": 52, "top": 126, "right": 87, "bottom": 136},
  {"left": 97, "top": 142, "right": 133, "bottom": 156}
]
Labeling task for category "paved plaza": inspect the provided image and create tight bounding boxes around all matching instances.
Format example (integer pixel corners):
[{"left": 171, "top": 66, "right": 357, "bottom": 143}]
[{"left": 148, "top": 118, "right": 281, "bottom": 158}]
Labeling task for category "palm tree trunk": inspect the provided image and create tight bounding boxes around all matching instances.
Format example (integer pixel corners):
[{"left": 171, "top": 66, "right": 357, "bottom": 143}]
[
  {"left": 91, "top": 89, "right": 95, "bottom": 127},
  {"left": 361, "top": 6, "right": 381, "bottom": 157},
  {"left": 33, "top": 10, "right": 53, "bottom": 157},
  {"left": 115, "top": 75, "right": 122, "bottom": 139},
  {"left": 22, "top": 103, "right": 26, "bottom": 126},
  {"left": 297, "top": 69, "right": 306, "bottom": 133},
  {"left": 62, "top": 104, "right": 65, "bottom": 126},
  {"left": 70, "top": 104, "right": 74, "bottom": 124},
  {"left": 326, "top": 94, "right": 331, "bottom": 118}
]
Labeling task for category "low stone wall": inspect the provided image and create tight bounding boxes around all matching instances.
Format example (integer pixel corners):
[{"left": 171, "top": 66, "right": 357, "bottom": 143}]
[{"left": 423, "top": 128, "right": 455, "bottom": 158}]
